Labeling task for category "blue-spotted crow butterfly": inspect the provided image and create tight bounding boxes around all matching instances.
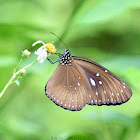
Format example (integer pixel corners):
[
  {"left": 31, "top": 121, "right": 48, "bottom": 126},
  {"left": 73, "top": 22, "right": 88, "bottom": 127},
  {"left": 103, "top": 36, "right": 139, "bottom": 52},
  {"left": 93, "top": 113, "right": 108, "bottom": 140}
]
[{"left": 45, "top": 49, "right": 132, "bottom": 111}]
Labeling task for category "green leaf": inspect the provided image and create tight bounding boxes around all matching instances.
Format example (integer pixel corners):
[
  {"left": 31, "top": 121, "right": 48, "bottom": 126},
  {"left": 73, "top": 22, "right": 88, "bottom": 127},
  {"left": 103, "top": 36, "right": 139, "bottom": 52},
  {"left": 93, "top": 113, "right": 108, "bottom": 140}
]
[{"left": 15, "top": 80, "right": 20, "bottom": 86}]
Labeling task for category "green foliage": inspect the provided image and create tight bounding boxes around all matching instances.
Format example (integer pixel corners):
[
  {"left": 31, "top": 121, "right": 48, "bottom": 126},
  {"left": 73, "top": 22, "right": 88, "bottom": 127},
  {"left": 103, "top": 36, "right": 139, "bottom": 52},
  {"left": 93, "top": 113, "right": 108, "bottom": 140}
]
[
  {"left": 0, "top": 0, "right": 140, "bottom": 140},
  {"left": 74, "top": 0, "right": 132, "bottom": 24}
]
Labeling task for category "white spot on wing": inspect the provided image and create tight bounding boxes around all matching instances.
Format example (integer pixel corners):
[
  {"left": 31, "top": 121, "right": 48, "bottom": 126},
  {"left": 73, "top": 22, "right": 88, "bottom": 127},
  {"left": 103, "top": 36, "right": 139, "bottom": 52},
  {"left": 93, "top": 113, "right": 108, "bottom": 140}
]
[
  {"left": 96, "top": 92, "right": 98, "bottom": 95},
  {"left": 90, "top": 78, "right": 96, "bottom": 86},
  {"left": 78, "top": 83, "right": 80, "bottom": 86},
  {"left": 89, "top": 95, "right": 91, "bottom": 98},
  {"left": 105, "top": 70, "right": 108, "bottom": 72},
  {"left": 96, "top": 73, "right": 99, "bottom": 77},
  {"left": 99, "top": 81, "right": 102, "bottom": 85}
]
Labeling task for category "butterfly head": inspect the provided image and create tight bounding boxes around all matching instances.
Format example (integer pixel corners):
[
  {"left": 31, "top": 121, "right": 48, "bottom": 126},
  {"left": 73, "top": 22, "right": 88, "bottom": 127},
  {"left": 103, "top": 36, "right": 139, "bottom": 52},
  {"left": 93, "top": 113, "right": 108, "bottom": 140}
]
[
  {"left": 64, "top": 49, "right": 69, "bottom": 53},
  {"left": 59, "top": 49, "right": 73, "bottom": 66}
]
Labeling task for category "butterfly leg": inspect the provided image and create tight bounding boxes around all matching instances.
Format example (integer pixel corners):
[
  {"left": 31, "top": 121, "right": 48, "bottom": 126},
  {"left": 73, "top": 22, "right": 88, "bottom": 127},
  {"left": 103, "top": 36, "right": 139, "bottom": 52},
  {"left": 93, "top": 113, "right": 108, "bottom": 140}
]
[
  {"left": 55, "top": 53, "right": 61, "bottom": 57},
  {"left": 47, "top": 58, "right": 59, "bottom": 64}
]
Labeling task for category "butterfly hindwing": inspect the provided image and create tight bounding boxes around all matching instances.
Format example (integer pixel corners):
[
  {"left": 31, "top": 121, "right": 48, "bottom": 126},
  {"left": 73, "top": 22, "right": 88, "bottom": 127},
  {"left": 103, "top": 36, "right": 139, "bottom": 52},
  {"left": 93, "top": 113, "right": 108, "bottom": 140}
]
[{"left": 73, "top": 56, "right": 132, "bottom": 105}]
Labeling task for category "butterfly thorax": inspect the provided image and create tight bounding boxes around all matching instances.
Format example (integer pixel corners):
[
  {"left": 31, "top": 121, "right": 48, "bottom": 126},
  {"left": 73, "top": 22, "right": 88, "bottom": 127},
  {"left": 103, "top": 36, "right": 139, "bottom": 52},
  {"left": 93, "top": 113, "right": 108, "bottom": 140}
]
[{"left": 60, "top": 49, "right": 73, "bottom": 66}]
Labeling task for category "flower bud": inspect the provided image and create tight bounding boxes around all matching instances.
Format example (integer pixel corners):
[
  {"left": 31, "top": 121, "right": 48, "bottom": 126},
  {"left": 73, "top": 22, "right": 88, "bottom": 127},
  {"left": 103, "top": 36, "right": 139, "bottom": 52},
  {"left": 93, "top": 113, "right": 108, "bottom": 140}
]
[
  {"left": 20, "top": 68, "right": 26, "bottom": 75},
  {"left": 23, "top": 49, "right": 31, "bottom": 57}
]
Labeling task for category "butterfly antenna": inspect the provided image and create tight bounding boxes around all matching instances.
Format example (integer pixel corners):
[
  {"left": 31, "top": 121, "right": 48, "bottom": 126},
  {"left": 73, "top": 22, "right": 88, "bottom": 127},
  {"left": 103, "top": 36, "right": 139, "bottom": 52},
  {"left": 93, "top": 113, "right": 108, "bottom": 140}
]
[
  {"left": 55, "top": 46, "right": 65, "bottom": 50},
  {"left": 50, "top": 32, "right": 69, "bottom": 50}
]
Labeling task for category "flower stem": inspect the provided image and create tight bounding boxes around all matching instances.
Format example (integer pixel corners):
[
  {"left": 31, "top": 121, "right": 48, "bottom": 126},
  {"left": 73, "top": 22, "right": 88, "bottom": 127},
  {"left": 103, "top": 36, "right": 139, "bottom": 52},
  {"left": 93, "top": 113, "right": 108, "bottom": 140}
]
[
  {"left": 0, "top": 76, "right": 14, "bottom": 98},
  {"left": 24, "top": 59, "right": 37, "bottom": 69},
  {"left": 13, "top": 56, "right": 23, "bottom": 74},
  {"left": 0, "top": 59, "right": 37, "bottom": 98}
]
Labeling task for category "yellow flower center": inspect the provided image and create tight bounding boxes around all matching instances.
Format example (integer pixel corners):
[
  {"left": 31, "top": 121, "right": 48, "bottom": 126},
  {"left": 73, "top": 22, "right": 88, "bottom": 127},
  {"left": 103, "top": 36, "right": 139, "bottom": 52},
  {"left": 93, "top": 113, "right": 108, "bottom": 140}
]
[{"left": 45, "top": 42, "right": 56, "bottom": 54}]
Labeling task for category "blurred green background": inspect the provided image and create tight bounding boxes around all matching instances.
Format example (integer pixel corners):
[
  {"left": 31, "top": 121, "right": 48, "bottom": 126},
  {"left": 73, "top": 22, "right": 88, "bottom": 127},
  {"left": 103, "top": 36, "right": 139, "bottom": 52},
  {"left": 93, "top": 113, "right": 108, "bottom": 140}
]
[{"left": 0, "top": 0, "right": 140, "bottom": 140}]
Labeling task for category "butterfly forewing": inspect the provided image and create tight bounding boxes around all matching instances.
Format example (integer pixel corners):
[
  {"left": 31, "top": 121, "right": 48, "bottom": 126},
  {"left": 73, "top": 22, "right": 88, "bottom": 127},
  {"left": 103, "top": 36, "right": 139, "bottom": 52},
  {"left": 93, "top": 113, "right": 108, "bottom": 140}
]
[
  {"left": 73, "top": 56, "right": 132, "bottom": 106},
  {"left": 45, "top": 61, "right": 92, "bottom": 111}
]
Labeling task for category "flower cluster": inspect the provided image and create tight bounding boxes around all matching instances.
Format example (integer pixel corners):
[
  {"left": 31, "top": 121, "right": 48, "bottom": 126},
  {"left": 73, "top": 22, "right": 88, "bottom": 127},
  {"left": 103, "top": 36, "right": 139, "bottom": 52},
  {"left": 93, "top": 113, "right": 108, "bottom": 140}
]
[{"left": 0, "top": 40, "right": 57, "bottom": 98}]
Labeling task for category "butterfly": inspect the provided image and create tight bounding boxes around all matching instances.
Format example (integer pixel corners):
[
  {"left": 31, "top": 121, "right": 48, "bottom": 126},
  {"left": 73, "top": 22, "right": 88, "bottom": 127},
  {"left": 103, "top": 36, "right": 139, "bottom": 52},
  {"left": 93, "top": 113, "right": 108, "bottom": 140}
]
[{"left": 45, "top": 49, "right": 132, "bottom": 111}]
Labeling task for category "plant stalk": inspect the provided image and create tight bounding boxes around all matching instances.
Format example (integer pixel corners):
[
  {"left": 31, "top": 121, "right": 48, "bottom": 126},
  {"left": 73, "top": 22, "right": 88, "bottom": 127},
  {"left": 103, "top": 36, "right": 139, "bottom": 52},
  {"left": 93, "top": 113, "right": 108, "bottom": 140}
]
[{"left": 0, "top": 59, "right": 37, "bottom": 98}]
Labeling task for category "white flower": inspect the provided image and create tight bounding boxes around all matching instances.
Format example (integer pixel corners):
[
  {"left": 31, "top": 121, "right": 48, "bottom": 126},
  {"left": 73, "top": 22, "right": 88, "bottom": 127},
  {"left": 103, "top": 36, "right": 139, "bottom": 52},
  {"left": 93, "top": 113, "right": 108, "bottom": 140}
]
[
  {"left": 32, "top": 40, "right": 45, "bottom": 47},
  {"left": 32, "top": 40, "right": 47, "bottom": 63}
]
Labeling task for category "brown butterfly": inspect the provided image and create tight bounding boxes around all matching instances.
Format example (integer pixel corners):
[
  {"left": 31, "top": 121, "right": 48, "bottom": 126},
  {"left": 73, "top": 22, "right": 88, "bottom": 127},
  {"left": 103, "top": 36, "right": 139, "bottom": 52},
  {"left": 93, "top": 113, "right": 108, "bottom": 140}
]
[{"left": 45, "top": 49, "right": 132, "bottom": 111}]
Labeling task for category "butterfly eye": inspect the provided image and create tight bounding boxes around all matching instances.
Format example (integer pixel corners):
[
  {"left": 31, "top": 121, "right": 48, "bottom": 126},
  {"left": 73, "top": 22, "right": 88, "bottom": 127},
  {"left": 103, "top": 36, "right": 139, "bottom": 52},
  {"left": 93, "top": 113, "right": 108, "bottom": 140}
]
[{"left": 65, "top": 49, "right": 69, "bottom": 52}]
